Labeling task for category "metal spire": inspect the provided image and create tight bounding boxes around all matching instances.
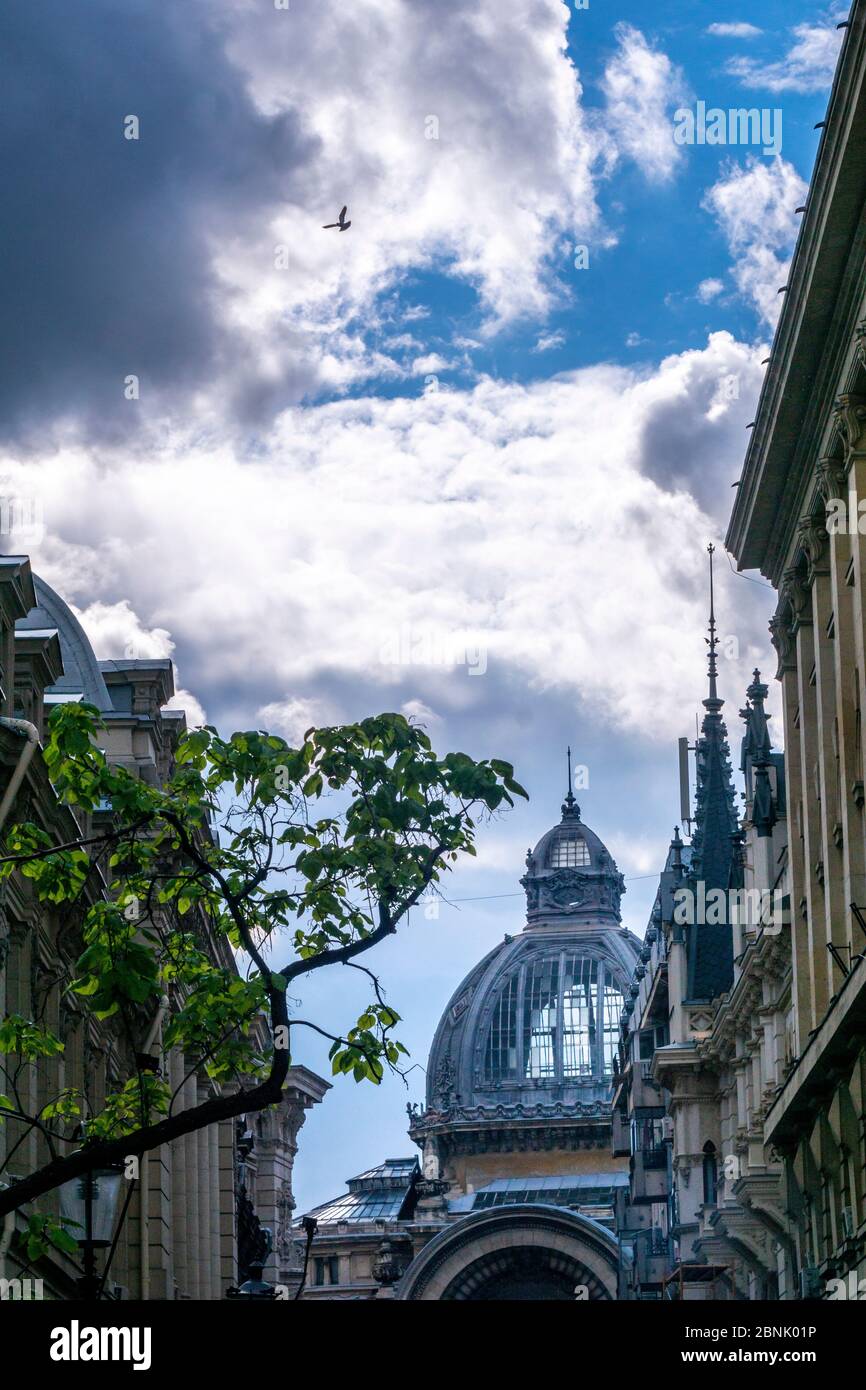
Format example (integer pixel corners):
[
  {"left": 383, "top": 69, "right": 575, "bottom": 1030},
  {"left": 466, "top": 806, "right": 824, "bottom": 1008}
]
[
  {"left": 561, "top": 745, "right": 579, "bottom": 819},
  {"left": 704, "top": 543, "right": 721, "bottom": 711}
]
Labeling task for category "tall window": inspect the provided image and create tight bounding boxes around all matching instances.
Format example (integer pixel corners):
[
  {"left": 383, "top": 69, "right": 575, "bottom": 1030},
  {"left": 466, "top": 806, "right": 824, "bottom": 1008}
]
[
  {"left": 702, "top": 1142, "right": 718, "bottom": 1206},
  {"left": 524, "top": 957, "right": 559, "bottom": 1077},
  {"left": 601, "top": 978, "right": 624, "bottom": 1073},
  {"left": 484, "top": 973, "right": 518, "bottom": 1078},
  {"left": 548, "top": 836, "right": 590, "bottom": 868},
  {"left": 483, "top": 952, "right": 625, "bottom": 1082},
  {"left": 562, "top": 956, "right": 596, "bottom": 1076}
]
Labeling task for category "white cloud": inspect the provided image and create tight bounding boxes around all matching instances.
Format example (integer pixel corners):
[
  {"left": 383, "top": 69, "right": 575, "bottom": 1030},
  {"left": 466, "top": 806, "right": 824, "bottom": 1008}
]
[
  {"left": 726, "top": 16, "right": 844, "bottom": 93},
  {"left": 600, "top": 23, "right": 689, "bottom": 184},
  {"left": 72, "top": 598, "right": 207, "bottom": 726},
  {"left": 703, "top": 158, "right": 808, "bottom": 328},
  {"left": 213, "top": 0, "right": 608, "bottom": 375},
  {"left": 411, "top": 353, "right": 454, "bottom": 376},
  {"left": 532, "top": 331, "right": 565, "bottom": 353},
  {"left": 6, "top": 332, "right": 770, "bottom": 746},
  {"left": 256, "top": 697, "right": 337, "bottom": 745},
  {"left": 697, "top": 277, "right": 725, "bottom": 304},
  {"left": 707, "top": 23, "right": 762, "bottom": 40},
  {"left": 166, "top": 689, "right": 208, "bottom": 728},
  {"left": 72, "top": 599, "right": 174, "bottom": 661},
  {"left": 401, "top": 698, "right": 442, "bottom": 728}
]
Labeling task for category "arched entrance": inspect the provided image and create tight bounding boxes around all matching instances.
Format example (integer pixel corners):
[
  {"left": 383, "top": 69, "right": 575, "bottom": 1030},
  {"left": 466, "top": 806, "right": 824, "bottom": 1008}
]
[{"left": 397, "top": 1204, "right": 619, "bottom": 1301}]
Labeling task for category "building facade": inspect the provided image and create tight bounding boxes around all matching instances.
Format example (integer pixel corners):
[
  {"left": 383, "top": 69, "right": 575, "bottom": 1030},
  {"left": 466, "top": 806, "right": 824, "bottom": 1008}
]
[
  {"left": 726, "top": 0, "right": 866, "bottom": 1301},
  {"left": 297, "top": 787, "right": 641, "bottom": 1299},
  {"left": 612, "top": 648, "right": 792, "bottom": 1299},
  {"left": 0, "top": 555, "right": 327, "bottom": 1299}
]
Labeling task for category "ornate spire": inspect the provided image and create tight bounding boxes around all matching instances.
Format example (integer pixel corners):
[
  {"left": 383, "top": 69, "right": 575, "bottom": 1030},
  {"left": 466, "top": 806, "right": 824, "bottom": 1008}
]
[
  {"left": 704, "top": 543, "right": 721, "bottom": 712},
  {"left": 740, "top": 669, "right": 776, "bottom": 837},
  {"left": 686, "top": 545, "right": 739, "bottom": 999},
  {"left": 561, "top": 744, "right": 580, "bottom": 820}
]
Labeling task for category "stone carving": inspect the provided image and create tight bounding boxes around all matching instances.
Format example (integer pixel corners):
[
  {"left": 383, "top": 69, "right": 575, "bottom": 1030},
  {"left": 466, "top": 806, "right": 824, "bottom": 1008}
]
[
  {"left": 833, "top": 393, "right": 866, "bottom": 455},
  {"left": 433, "top": 1056, "right": 456, "bottom": 1109},
  {"left": 779, "top": 567, "right": 811, "bottom": 626},
  {"left": 796, "top": 514, "right": 829, "bottom": 580},
  {"left": 815, "top": 455, "right": 848, "bottom": 504}
]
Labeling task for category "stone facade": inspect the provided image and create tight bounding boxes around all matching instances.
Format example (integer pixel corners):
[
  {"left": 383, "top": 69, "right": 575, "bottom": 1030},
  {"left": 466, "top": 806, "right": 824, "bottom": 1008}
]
[
  {"left": 726, "top": 0, "right": 866, "bottom": 1301},
  {"left": 296, "top": 792, "right": 641, "bottom": 1299},
  {"left": 0, "top": 555, "right": 327, "bottom": 1299}
]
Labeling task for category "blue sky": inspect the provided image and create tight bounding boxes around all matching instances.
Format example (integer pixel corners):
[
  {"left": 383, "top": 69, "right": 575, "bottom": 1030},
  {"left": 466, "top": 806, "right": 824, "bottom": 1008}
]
[{"left": 0, "top": 0, "right": 847, "bottom": 1211}]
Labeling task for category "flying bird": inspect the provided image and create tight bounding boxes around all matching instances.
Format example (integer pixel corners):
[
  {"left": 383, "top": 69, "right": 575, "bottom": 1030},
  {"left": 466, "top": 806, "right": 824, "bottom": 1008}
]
[{"left": 323, "top": 205, "right": 351, "bottom": 231}]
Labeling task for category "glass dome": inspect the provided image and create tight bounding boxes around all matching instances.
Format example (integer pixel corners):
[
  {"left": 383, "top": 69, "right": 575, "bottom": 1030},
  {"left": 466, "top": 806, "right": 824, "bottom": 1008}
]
[{"left": 483, "top": 949, "right": 625, "bottom": 1083}]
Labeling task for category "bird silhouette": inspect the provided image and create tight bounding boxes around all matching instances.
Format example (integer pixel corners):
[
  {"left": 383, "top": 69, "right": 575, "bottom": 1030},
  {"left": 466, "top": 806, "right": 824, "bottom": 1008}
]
[{"left": 323, "top": 205, "right": 351, "bottom": 231}]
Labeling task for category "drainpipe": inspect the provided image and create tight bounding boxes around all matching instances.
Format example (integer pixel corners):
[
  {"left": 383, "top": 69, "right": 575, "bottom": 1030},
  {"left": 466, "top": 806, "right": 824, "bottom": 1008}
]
[{"left": 0, "top": 718, "right": 40, "bottom": 832}]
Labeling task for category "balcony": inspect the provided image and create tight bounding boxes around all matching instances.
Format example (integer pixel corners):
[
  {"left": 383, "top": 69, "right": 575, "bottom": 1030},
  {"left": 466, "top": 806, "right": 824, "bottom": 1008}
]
[
  {"left": 635, "top": 1231, "right": 670, "bottom": 1287},
  {"left": 631, "top": 1145, "right": 671, "bottom": 1204},
  {"left": 612, "top": 1109, "right": 630, "bottom": 1157}
]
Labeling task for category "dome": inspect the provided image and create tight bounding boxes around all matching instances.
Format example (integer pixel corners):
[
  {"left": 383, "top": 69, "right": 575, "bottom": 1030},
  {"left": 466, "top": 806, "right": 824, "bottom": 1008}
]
[
  {"left": 425, "top": 796, "right": 641, "bottom": 1117},
  {"left": 16, "top": 574, "right": 112, "bottom": 710},
  {"left": 520, "top": 789, "right": 626, "bottom": 927}
]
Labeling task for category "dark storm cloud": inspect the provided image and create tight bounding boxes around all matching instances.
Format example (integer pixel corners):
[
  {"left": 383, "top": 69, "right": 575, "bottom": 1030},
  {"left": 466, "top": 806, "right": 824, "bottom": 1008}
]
[{"left": 0, "top": 0, "right": 317, "bottom": 442}]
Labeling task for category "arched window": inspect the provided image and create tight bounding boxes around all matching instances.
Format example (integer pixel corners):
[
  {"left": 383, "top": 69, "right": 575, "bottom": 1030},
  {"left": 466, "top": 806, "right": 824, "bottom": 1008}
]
[
  {"left": 548, "top": 836, "right": 590, "bottom": 868},
  {"left": 483, "top": 952, "right": 625, "bottom": 1083},
  {"left": 702, "top": 1142, "right": 718, "bottom": 1206}
]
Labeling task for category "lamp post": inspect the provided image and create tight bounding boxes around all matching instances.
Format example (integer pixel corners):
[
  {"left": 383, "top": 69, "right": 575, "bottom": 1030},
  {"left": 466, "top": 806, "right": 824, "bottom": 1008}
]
[{"left": 59, "top": 1165, "right": 124, "bottom": 1301}]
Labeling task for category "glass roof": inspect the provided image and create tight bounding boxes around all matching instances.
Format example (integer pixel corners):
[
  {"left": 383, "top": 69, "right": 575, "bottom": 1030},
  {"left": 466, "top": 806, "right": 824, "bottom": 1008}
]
[
  {"left": 448, "top": 1172, "right": 628, "bottom": 1216},
  {"left": 303, "top": 1158, "right": 419, "bottom": 1225},
  {"left": 306, "top": 1190, "right": 409, "bottom": 1224}
]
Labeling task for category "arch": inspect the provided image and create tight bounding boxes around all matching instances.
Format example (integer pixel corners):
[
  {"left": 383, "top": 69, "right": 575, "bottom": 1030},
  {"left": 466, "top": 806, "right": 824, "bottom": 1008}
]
[
  {"left": 702, "top": 1142, "right": 718, "bottom": 1206},
  {"left": 396, "top": 1204, "right": 619, "bottom": 1301}
]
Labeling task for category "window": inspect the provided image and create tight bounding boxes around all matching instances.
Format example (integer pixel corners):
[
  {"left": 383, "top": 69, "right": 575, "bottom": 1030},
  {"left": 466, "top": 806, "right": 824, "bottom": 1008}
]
[
  {"left": 562, "top": 957, "right": 596, "bottom": 1077},
  {"left": 548, "top": 836, "right": 590, "bottom": 868},
  {"left": 524, "top": 957, "right": 559, "bottom": 1078},
  {"left": 328, "top": 1256, "right": 340, "bottom": 1286},
  {"left": 313, "top": 1257, "right": 326, "bottom": 1286},
  {"left": 484, "top": 972, "right": 518, "bottom": 1078},
  {"left": 702, "top": 1142, "right": 718, "bottom": 1206},
  {"left": 483, "top": 952, "right": 625, "bottom": 1082}
]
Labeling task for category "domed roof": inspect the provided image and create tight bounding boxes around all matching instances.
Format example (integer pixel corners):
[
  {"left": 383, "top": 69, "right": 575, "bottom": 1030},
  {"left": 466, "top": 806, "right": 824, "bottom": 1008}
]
[
  {"left": 424, "top": 796, "right": 641, "bottom": 1117},
  {"left": 520, "top": 789, "right": 626, "bottom": 928},
  {"left": 17, "top": 574, "right": 112, "bottom": 710}
]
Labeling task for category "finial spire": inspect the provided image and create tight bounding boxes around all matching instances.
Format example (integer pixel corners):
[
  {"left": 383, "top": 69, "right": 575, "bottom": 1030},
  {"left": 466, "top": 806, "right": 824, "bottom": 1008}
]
[
  {"left": 704, "top": 543, "right": 721, "bottom": 710},
  {"left": 561, "top": 745, "right": 579, "bottom": 819}
]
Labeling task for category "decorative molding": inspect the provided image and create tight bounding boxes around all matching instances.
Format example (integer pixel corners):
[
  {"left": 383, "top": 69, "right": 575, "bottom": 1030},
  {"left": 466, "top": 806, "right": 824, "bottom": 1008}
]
[
  {"left": 779, "top": 567, "right": 812, "bottom": 628},
  {"left": 815, "top": 455, "right": 848, "bottom": 505},
  {"left": 796, "top": 515, "right": 830, "bottom": 582},
  {"left": 832, "top": 394, "right": 866, "bottom": 456},
  {"left": 768, "top": 610, "right": 796, "bottom": 677}
]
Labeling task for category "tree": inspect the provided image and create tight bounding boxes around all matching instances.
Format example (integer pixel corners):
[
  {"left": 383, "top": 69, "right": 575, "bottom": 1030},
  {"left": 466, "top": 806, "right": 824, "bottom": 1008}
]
[{"left": 0, "top": 701, "right": 526, "bottom": 1231}]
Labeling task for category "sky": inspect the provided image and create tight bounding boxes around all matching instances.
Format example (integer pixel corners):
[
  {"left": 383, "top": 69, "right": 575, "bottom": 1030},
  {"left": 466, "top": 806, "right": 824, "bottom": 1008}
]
[{"left": 0, "top": 0, "right": 848, "bottom": 1213}]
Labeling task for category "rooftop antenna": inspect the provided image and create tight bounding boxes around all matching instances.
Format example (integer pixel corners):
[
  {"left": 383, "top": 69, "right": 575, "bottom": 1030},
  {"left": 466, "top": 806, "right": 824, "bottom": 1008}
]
[{"left": 678, "top": 737, "right": 693, "bottom": 837}]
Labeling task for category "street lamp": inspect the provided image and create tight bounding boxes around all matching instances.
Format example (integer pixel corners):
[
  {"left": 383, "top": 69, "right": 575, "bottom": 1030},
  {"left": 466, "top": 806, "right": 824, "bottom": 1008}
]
[{"left": 59, "top": 1165, "right": 124, "bottom": 1300}]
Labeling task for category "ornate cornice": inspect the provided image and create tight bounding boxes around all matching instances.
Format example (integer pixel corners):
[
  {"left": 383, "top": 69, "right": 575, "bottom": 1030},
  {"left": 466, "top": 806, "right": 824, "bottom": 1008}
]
[
  {"left": 832, "top": 393, "right": 866, "bottom": 456},
  {"left": 768, "top": 610, "right": 796, "bottom": 677},
  {"left": 796, "top": 514, "right": 830, "bottom": 582},
  {"left": 779, "top": 566, "right": 812, "bottom": 629},
  {"left": 815, "top": 455, "right": 848, "bottom": 505}
]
